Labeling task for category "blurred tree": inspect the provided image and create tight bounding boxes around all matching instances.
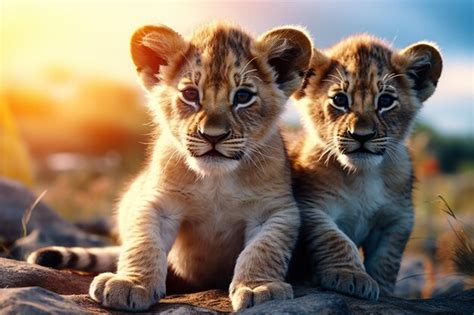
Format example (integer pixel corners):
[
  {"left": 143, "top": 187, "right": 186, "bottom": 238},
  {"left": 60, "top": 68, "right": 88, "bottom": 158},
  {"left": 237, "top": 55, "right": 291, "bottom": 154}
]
[
  {"left": 0, "top": 102, "right": 34, "bottom": 186},
  {"left": 4, "top": 70, "right": 149, "bottom": 156},
  {"left": 413, "top": 123, "right": 474, "bottom": 174}
]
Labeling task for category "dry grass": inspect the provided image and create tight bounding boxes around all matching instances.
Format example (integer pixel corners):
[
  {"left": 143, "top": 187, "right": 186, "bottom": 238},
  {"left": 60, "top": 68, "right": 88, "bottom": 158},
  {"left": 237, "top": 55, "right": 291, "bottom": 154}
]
[
  {"left": 21, "top": 190, "right": 48, "bottom": 237},
  {"left": 439, "top": 196, "right": 474, "bottom": 277},
  {"left": 396, "top": 194, "right": 474, "bottom": 298}
]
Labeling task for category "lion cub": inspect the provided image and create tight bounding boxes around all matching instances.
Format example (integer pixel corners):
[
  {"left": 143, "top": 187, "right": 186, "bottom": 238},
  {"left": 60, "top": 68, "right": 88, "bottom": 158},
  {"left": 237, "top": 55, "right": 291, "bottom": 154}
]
[
  {"left": 289, "top": 35, "right": 442, "bottom": 299},
  {"left": 28, "top": 22, "right": 312, "bottom": 311}
]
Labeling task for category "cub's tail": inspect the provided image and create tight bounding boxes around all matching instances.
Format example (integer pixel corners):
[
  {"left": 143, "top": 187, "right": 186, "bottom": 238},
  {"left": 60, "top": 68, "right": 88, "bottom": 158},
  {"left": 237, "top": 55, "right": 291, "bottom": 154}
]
[{"left": 27, "top": 246, "right": 120, "bottom": 273}]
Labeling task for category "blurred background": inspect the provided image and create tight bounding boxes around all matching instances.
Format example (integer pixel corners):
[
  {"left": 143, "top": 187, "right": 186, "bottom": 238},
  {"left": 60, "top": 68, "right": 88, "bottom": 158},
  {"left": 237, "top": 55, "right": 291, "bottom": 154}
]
[{"left": 1, "top": 0, "right": 473, "bottom": 298}]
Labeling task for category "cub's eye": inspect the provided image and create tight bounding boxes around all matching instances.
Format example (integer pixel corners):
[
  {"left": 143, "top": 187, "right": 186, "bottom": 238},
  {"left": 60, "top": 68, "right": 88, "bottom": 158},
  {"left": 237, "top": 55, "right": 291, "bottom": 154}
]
[
  {"left": 181, "top": 88, "right": 200, "bottom": 104},
  {"left": 329, "top": 92, "right": 349, "bottom": 111},
  {"left": 377, "top": 94, "right": 397, "bottom": 112},
  {"left": 233, "top": 89, "right": 256, "bottom": 108}
]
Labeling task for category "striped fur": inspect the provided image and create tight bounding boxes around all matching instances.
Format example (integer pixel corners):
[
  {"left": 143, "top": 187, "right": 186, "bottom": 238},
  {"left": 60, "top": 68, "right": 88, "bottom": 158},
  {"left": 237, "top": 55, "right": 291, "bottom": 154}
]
[
  {"left": 27, "top": 246, "right": 119, "bottom": 273},
  {"left": 28, "top": 22, "right": 312, "bottom": 312},
  {"left": 289, "top": 35, "right": 442, "bottom": 300}
]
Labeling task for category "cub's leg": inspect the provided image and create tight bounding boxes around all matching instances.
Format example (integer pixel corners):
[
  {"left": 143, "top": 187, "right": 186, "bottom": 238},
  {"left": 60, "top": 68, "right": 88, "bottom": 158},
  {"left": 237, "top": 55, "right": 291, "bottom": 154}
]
[
  {"left": 363, "top": 208, "right": 413, "bottom": 296},
  {"left": 230, "top": 202, "right": 299, "bottom": 311},
  {"left": 90, "top": 174, "right": 182, "bottom": 311},
  {"left": 304, "top": 209, "right": 380, "bottom": 300}
]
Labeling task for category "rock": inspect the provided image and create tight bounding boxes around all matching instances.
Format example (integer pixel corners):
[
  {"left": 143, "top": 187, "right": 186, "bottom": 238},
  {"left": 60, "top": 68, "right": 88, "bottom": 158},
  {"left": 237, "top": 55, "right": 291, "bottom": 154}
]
[
  {"left": 69, "top": 294, "right": 221, "bottom": 314},
  {"left": 241, "top": 288, "right": 351, "bottom": 314},
  {"left": 395, "top": 254, "right": 472, "bottom": 299},
  {"left": 0, "top": 257, "right": 93, "bottom": 295},
  {"left": 0, "top": 287, "right": 223, "bottom": 315},
  {"left": 11, "top": 228, "right": 105, "bottom": 261},
  {"left": 1, "top": 258, "right": 473, "bottom": 314},
  {"left": 241, "top": 286, "right": 474, "bottom": 315},
  {"left": 0, "top": 178, "right": 108, "bottom": 259},
  {"left": 75, "top": 216, "right": 116, "bottom": 238},
  {"left": 395, "top": 254, "right": 434, "bottom": 299},
  {"left": 0, "top": 178, "right": 62, "bottom": 244},
  {"left": 431, "top": 275, "right": 467, "bottom": 297},
  {"left": 0, "top": 287, "right": 90, "bottom": 315}
]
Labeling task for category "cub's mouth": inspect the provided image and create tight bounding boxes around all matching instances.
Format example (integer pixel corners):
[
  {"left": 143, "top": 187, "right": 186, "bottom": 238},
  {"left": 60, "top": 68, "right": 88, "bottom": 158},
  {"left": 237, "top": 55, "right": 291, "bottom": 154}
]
[
  {"left": 198, "top": 149, "right": 228, "bottom": 158},
  {"left": 346, "top": 147, "right": 381, "bottom": 155},
  {"left": 193, "top": 149, "right": 243, "bottom": 160},
  {"left": 346, "top": 147, "right": 385, "bottom": 155}
]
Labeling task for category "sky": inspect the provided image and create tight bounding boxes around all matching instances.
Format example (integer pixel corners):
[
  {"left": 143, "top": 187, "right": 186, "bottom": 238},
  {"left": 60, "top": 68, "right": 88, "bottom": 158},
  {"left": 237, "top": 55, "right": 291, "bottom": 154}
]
[{"left": 1, "top": 0, "right": 473, "bottom": 135}]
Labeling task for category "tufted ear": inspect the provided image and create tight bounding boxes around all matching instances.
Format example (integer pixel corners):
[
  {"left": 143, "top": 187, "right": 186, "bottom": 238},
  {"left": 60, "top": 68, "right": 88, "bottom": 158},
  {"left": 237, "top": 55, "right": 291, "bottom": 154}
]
[
  {"left": 258, "top": 26, "right": 313, "bottom": 97},
  {"left": 396, "top": 42, "right": 442, "bottom": 102},
  {"left": 293, "top": 48, "right": 330, "bottom": 100},
  {"left": 131, "top": 25, "right": 188, "bottom": 91}
]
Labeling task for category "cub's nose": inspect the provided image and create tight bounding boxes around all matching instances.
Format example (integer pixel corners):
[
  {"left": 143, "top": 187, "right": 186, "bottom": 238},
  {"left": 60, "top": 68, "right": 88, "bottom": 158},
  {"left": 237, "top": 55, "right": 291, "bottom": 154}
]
[
  {"left": 198, "top": 130, "right": 231, "bottom": 144},
  {"left": 347, "top": 130, "right": 376, "bottom": 144}
]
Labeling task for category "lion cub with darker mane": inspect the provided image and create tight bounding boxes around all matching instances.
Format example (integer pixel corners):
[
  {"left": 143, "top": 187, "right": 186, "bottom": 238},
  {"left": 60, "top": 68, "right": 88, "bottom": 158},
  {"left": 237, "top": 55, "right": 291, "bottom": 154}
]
[
  {"left": 289, "top": 35, "right": 442, "bottom": 300},
  {"left": 28, "top": 22, "right": 312, "bottom": 311}
]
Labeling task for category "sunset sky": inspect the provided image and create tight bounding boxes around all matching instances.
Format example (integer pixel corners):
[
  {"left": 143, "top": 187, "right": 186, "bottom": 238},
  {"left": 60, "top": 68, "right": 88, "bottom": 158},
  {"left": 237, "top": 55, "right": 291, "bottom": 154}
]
[{"left": 2, "top": 0, "right": 473, "bottom": 135}]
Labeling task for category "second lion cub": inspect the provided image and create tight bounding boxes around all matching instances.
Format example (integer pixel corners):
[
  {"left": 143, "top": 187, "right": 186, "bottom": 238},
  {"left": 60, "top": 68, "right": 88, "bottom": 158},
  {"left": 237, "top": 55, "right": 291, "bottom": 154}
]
[{"left": 290, "top": 35, "right": 442, "bottom": 299}]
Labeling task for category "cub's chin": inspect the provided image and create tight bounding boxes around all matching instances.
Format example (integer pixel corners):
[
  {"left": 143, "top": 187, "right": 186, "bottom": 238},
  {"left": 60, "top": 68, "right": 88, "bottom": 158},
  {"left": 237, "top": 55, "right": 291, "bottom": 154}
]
[
  {"left": 186, "top": 154, "right": 241, "bottom": 177},
  {"left": 337, "top": 152, "right": 384, "bottom": 171}
]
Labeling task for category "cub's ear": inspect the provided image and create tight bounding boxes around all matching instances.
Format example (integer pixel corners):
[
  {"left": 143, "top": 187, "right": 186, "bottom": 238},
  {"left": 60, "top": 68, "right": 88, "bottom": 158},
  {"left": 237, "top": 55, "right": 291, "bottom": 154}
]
[
  {"left": 396, "top": 42, "right": 442, "bottom": 102},
  {"left": 258, "top": 26, "right": 313, "bottom": 96},
  {"left": 293, "top": 48, "right": 330, "bottom": 100},
  {"left": 131, "top": 25, "right": 188, "bottom": 91}
]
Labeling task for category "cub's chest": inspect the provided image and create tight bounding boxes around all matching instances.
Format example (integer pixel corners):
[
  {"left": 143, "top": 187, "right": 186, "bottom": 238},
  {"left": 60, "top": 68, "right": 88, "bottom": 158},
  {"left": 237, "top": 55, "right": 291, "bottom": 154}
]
[
  {"left": 345, "top": 173, "right": 387, "bottom": 213},
  {"left": 173, "top": 177, "right": 262, "bottom": 217},
  {"left": 330, "top": 173, "right": 388, "bottom": 239}
]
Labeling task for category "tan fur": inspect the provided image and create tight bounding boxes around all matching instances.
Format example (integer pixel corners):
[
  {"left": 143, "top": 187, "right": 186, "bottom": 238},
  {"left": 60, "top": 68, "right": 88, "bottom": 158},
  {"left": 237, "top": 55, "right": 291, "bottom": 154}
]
[
  {"left": 289, "top": 34, "right": 442, "bottom": 300},
  {"left": 28, "top": 22, "right": 312, "bottom": 311}
]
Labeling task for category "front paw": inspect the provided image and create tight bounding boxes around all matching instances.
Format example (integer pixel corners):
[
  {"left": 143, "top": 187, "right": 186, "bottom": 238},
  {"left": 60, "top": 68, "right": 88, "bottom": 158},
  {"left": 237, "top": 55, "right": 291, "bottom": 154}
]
[
  {"left": 89, "top": 272, "right": 165, "bottom": 311},
  {"left": 230, "top": 281, "right": 293, "bottom": 311},
  {"left": 317, "top": 268, "right": 380, "bottom": 300}
]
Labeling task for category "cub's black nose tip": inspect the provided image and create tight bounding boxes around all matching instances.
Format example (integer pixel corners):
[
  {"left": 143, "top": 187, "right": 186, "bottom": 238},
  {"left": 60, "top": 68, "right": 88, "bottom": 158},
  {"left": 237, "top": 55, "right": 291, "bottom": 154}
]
[
  {"left": 347, "top": 130, "right": 376, "bottom": 143},
  {"left": 198, "top": 130, "right": 231, "bottom": 144}
]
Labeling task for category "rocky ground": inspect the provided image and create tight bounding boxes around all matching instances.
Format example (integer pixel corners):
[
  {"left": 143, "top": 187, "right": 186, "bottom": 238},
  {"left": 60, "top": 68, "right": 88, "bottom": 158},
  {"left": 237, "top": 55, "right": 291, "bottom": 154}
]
[
  {"left": 1, "top": 177, "right": 473, "bottom": 314},
  {"left": 0, "top": 178, "right": 108, "bottom": 261},
  {"left": 1, "top": 258, "right": 473, "bottom": 314}
]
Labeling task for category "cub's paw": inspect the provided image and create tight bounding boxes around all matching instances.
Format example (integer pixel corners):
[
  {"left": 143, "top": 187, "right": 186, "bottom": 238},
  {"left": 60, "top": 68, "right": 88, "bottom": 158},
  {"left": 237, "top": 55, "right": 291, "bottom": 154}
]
[
  {"left": 317, "top": 268, "right": 380, "bottom": 300},
  {"left": 89, "top": 272, "right": 165, "bottom": 311},
  {"left": 230, "top": 281, "right": 293, "bottom": 311}
]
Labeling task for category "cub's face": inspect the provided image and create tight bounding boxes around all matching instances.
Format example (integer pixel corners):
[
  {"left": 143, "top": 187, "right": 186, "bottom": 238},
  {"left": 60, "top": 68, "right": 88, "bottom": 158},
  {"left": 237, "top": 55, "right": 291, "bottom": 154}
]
[
  {"left": 295, "top": 35, "right": 442, "bottom": 170},
  {"left": 131, "top": 23, "right": 312, "bottom": 175}
]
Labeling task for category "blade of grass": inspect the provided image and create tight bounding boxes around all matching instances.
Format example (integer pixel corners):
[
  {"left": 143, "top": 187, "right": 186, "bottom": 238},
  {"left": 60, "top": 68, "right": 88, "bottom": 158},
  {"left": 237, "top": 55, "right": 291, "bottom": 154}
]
[
  {"left": 439, "top": 195, "right": 474, "bottom": 277},
  {"left": 397, "top": 272, "right": 466, "bottom": 283},
  {"left": 21, "top": 190, "right": 47, "bottom": 238},
  {"left": 438, "top": 195, "right": 456, "bottom": 219}
]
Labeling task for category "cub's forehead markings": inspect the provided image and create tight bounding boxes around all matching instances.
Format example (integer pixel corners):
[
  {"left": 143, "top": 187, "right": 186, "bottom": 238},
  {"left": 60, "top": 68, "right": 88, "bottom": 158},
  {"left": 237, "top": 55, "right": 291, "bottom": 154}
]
[
  {"left": 198, "top": 29, "right": 252, "bottom": 85},
  {"left": 240, "top": 82, "right": 256, "bottom": 89},
  {"left": 181, "top": 71, "right": 201, "bottom": 85},
  {"left": 194, "top": 72, "right": 201, "bottom": 85},
  {"left": 234, "top": 73, "right": 241, "bottom": 87}
]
